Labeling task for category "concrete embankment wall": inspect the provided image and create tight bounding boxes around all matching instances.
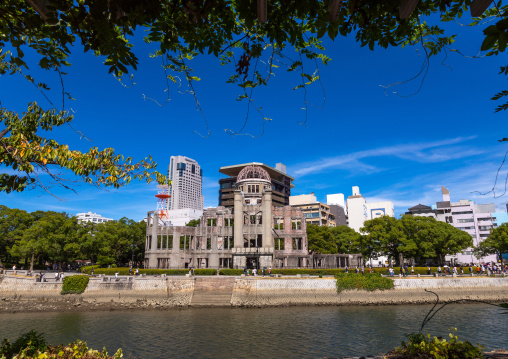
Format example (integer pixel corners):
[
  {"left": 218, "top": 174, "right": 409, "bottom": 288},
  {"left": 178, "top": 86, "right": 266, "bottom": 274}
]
[
  {"left": 1, "top": 275, "right": 508, "bottom": 308},
  {"left": 231, "top": 277, "right": 508, "bottom": 306},
  {"left": 82, "top": 277, "right": 194, "bottom": 305}
]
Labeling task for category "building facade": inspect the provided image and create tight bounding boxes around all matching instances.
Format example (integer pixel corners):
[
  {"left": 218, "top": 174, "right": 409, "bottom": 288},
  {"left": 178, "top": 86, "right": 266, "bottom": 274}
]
[
  {"left": 406, "top": 186, "right": 497, "bottom": 264},
  {"left": 218, "top": 162, "right": 294, "bottom": 208},
  {"left": 168, "top": 156, "right": 204, "bottom": 211},
  {"left": 289, "top": 193, "right": 336, "bottom": 227},
  {"left": 346, "top": 186, "right": 394, "bottom": 232},
  {"left": 145, "top": 165, "right": 361, "bottom": 269},
  {"left": 76, "top": 212, "right": 113, "bottom": 224}
]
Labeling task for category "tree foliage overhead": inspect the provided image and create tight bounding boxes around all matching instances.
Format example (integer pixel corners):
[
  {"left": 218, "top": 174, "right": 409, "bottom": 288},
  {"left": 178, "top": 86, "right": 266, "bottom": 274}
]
[{"left": 1, "top": 0, "right": 505, "bottom": 194}]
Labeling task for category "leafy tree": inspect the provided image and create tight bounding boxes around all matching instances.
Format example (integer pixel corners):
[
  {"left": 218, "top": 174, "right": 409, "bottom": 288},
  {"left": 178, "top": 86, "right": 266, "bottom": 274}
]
[
  {"left": 10, "top": 211, "right": 78, "bottom": 270},
  {"left": 399, "top": 215, "right": 439, "bottom": 262},
  {"left": 186, "top": 219, "right": 200, "bottom": 227},
  {"left": 0, "top": 205, "right": 32, "bottom": 266},
  {"left": 361, "top": 216, "right": 406, "bottom": 266},
  {"left": 429, "top": 221, "right": 473, "bottom": 265},
  {"left": 1, "top": 0, "right": 506, "bottom": 194},
  {"left": 330, "top": 225, "right": 363, "bottom": 254},
  {"left": 307, "top": 224, "right": 337, "bottom": 254},
  {"left": 476, "top": 223, "right": 508, "bottom": 258}
]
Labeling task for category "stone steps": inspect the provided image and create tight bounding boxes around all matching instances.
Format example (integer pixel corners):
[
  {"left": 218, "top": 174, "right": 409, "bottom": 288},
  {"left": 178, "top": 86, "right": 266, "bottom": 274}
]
[{"left": 191, "top": 277, "right": 235, "bottom": 306}]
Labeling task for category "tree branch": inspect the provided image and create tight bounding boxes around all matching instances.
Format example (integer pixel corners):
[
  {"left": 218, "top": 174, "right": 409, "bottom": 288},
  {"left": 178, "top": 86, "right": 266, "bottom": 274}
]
[{"left": 0, "top": 128, "right": 9, "bottom": 139}]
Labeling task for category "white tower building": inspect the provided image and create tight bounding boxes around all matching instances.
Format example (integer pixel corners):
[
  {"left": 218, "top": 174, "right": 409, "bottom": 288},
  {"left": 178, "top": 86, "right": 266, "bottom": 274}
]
[{"left": 168, "top": 156, "right": 204, "bottom": 211}]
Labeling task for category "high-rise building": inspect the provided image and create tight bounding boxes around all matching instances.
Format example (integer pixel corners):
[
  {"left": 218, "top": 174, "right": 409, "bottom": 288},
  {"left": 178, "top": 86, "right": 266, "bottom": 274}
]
[
  {"left": 168, "top": 156, "right": 204, "bottom": 211},
  {"left": 218, "top": 162, "right": 294, "bottom": 208}
]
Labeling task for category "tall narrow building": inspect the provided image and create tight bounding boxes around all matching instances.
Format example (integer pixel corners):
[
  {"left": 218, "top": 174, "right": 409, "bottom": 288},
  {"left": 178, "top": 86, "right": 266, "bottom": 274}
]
[{"left": 168, "top": 156, "right": 204, "bottom": 211}]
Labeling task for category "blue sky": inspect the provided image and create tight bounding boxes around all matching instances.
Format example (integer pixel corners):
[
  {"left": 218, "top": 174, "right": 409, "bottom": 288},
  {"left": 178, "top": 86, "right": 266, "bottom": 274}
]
[{"left": 1, "top": 14, "right": 508, "bottom": 220}]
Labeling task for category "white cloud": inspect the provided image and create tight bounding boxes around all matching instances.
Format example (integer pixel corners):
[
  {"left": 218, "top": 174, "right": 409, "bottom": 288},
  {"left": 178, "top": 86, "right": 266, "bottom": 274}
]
[{"left": 291, "top": 136, "right": 480, "bottom": 177}]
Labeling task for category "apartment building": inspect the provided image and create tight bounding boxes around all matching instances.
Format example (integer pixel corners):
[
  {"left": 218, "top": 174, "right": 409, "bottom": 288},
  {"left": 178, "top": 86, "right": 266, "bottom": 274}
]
[{"left": 289, "top": 193, "right": 336, "bottom": 227}]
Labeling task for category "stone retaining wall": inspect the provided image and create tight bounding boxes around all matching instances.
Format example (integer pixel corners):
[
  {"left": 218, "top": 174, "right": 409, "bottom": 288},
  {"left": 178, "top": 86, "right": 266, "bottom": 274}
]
[{"left": 1, "top": 275, "right": 508, "bottom": 309}]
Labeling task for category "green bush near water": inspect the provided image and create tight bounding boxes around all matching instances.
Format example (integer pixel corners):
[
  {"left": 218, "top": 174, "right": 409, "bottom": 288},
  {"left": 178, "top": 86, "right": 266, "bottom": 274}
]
[
  {"left": 335, "top": 273, "right": 394, "bottom": 293},
  {"left": 61, "top": 275, "right": 90, "bottom": 295}
]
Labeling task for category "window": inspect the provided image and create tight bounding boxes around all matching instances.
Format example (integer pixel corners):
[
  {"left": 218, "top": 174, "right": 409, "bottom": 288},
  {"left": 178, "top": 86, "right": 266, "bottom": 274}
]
[
  {"left": 457, "top": 218, "right": 474, "bottom": 223},
  {"left": 453, "top": 211, "right": 473, "bottom": 215},
  {"left": 480, "top": 234, "right": 490, "bottom": 238},
  {"left": 445, "top": 216, "right": 453, "bottom": 223},
  {"left": 250, "top": 215, "right": 256, "bottom": 224},
  {"left": 207, "top": 237, "right": 212, "bottom": 250},
  {"left": 292, "top": 237, "right": 302, "bottom": 250},
  {"left": 275, "top": 238, "right": 285, "bottom": 250},
  {"left": 248, "top": 185, "right": 251, "bottom": 193},
  {"left": 257, "top": 234, "right": 262, "bottom": 247},
  {"left": 147, "top": 235, "right": 152, "bottom": 250},
  {"left": 225, "top": 218, "right": 234, "bottom": 227},
  {"left": 157, "top": 235, "right": 162, "bottom": 249},
  {"left": 167, "top": 235, "right": 173, "bottom": 249},
  {"left": 292, "top": 219, "right": 302, "bottom": 230},
  {"left": 207, "top": 218, "right": 217, "bottom": 226},
  {"left": 477, "top": 218, "right": 491, "bottom": 222},
  {"left": 274, "top": 218, "right": 284, "bottom": 230},
  {"left": 479, "top": 226, "right": 492, "bottom": 231},
  {"left": 192, "top": 164, "right": 195, "bottom": 174},
  {"left": 180, "top": 235, "right": 190, "bottom": 250}
]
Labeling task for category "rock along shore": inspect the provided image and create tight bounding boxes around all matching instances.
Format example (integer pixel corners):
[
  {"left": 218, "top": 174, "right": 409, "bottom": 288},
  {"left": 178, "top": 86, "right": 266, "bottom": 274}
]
[{"left": 1, "top": 274, "right": 508, "bottom": 313}]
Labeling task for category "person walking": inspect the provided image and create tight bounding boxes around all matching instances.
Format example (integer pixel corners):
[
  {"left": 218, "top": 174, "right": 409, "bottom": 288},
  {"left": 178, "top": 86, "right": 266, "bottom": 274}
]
[
  {"left": 411, "top": 266, "right": 414, "bottom": 275},
  {"left": 345, "top": 265, "right": 349, "bottom": 273},
  {"left": 268, "top": 267, "right": 272, "bottom": 276},
  {"left": 427, "top": 266, "right": 431, "bottom": 275},
  {"left": 437, "top": 266, "right": 442, "bottom": 276}
]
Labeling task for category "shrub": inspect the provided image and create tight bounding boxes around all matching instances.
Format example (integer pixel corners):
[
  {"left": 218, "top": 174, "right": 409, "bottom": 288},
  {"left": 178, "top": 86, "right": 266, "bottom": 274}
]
[
  {"left": 389, "top": 331, "right": 484, "bottom": 359},
  {"left": 15, "top": 340, "right": 122, "bottom": 359},
  {"left": 335, "top": 273, "right": 394, "bottom": 293},
  {"left": 219, "top": 269, "right": 244, "bottom": 276},
  {"left": 83, "top": 265, "right": 100, "bottom": 274},
  {"left": 0, "top": 330, "right": 48, "bottom": 358},
  {"left": 61, "top": 275, "right": 90, "bottom": 295}
]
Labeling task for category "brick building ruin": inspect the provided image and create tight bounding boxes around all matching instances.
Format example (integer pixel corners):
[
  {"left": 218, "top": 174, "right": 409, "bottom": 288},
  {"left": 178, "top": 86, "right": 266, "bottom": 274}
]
[{"left": 144, "top": 165, "right": 361, "bottom": 269}]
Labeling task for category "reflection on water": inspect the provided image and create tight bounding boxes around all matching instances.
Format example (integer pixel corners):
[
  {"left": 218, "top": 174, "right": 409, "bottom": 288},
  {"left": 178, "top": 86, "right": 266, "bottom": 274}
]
[{"left": 0, "top": 304, "right": 506, "bottom": 358}]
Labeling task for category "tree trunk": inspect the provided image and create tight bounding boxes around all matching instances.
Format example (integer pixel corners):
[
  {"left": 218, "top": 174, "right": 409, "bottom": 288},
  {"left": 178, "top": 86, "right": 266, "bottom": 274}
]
[{"left": 30, "top": 251, "right": 35, "bottom": 272}]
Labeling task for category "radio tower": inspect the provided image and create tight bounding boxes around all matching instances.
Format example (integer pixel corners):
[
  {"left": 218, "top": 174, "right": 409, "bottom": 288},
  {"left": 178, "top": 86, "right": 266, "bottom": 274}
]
[{"left": 155, "top": 183, "right": 171, "bottom": 225}]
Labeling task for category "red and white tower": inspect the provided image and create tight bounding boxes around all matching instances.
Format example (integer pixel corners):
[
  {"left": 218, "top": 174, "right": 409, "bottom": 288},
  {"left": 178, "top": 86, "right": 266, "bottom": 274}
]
[{"left": 155, "top": 184, "right": 171, "bottom": 225}]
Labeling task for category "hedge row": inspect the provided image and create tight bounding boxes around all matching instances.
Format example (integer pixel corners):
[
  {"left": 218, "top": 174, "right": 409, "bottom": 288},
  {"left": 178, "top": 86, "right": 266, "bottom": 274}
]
[
  {"left": 61, "top": 275, "right": 90, "bottom": 294},
  {"left": 81, "top": 266, "right": 468, "bottom": 276},
  {"left": 335, "top": 273, "right": 394, "bottom": 293},
  {"left": 83, "top": 267, "right": 217, "bottom": 276}
]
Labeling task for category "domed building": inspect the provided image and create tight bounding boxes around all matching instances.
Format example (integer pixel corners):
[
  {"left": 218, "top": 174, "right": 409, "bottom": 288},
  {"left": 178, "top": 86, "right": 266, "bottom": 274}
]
[{"left": 144, "top": 165, "right": 361, "bottom": 270}]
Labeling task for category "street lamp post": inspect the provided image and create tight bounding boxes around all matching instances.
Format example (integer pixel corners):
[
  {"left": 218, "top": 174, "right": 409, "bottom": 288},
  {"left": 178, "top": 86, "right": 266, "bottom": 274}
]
[{"left": 130, "top": 244, "right": 136, "bottom": 267}]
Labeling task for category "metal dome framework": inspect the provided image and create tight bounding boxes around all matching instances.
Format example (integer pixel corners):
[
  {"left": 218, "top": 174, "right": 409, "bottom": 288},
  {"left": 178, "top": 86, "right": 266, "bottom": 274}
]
[{"left": 236, "top": 165, "right": 271, "bottom": 183}]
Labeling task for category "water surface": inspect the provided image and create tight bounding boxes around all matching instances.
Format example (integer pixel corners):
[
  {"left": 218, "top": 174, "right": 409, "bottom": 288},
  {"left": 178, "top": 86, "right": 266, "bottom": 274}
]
[{"left": 0, "top": 304, "right": 506, "bottom": 358}]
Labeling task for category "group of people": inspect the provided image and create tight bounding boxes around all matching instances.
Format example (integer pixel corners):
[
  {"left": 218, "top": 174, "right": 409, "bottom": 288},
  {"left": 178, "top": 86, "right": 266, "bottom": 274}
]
[{"left": 244, "top": 267, "right": 272, "bottom": 276}]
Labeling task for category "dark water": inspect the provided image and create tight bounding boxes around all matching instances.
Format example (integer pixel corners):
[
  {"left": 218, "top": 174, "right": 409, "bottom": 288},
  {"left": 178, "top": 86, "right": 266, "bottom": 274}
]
[{"left": 0, "top": 304, "right": 506, "bottom": 358}]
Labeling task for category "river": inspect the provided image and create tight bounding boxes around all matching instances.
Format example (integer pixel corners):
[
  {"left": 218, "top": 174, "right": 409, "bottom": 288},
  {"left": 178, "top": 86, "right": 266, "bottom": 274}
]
[{"left": 0, "top": 304, "right": 506, "bottom": 358}]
